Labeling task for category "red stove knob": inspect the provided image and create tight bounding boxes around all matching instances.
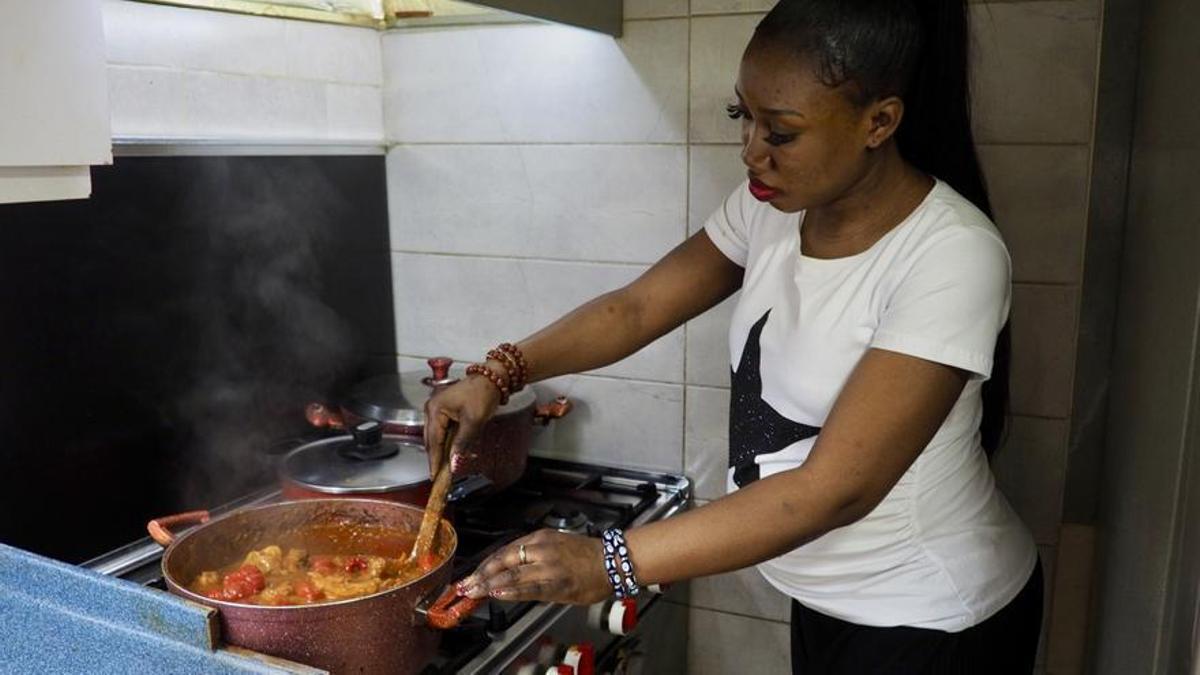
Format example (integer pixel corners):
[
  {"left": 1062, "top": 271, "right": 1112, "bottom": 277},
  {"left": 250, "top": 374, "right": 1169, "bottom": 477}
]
[
  {"left": 562, "top": 643, "right": 595, "bottom": 675},
  {"left": 585, "top": 598, "right": 638, "bottom": 635}
]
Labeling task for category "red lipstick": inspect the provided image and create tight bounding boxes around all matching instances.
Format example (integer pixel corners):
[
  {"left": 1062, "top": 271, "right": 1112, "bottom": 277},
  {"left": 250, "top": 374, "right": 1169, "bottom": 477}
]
[{"left": 748, "top": 178, "right": 779, "bottom": 202}]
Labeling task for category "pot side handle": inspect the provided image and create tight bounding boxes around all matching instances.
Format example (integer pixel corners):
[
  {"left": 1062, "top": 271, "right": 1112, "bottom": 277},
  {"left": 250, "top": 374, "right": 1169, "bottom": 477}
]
[
  {"left": 305, "top": 402, "right": 346, "bottom": 430},
  {"left": 421, "top": 585, "right": 485, "bottom": 630},
  {"left": 533, "top": 396, "right": 573, "bottom": 426},
  {"left": 147, "top": 510, "right": 211, "bottom": 547}
]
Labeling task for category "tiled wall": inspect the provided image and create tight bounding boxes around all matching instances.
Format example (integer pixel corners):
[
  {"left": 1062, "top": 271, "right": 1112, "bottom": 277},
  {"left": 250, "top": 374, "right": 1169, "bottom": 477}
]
[
  {"left": 383, "top": 1, "right": 1099, "bottom": 671},
  {"left": 100, "top": 0, "right": 384, "bottom": 142}
]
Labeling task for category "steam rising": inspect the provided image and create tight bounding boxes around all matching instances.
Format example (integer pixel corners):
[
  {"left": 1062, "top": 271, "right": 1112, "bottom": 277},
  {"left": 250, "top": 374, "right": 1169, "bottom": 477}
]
[{"left": 172, "top": 158, "right": 357, "bottom": 507}]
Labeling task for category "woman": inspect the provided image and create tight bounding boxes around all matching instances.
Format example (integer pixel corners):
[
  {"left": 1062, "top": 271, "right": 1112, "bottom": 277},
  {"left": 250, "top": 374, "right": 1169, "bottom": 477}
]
[{"left": 425, "top": 0, "right": 1042, "bottom": 671}]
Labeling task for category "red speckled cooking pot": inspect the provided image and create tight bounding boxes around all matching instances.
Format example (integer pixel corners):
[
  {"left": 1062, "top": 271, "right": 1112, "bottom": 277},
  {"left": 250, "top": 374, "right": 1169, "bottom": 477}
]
[
  {"left": 147, "top": 499, "right": 480, "bottom": 675},
  {"left": 305, "top": 357, "right": 571, "bottom": 492}
]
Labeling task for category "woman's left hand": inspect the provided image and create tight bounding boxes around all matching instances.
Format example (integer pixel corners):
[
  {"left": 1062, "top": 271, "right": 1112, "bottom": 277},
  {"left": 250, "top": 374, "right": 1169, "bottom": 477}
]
[{"left": 457, "top": 529, "right": 612, "bottom": 605}]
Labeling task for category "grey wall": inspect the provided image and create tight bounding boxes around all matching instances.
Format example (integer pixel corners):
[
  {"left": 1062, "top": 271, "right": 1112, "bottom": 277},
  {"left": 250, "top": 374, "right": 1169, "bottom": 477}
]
[{"left": 1091, "top": 0, "right": 1200, "bottom": 669}]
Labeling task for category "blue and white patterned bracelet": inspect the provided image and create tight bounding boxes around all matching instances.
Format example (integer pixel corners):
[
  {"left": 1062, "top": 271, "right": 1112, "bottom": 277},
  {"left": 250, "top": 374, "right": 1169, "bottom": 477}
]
[{"left": 601, "top": 528, "right": 641, "bottom": 598}]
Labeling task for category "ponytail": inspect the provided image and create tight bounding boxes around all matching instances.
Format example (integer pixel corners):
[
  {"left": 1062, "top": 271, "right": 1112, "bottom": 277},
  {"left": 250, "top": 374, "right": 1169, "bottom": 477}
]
[{"left": 751, "top": 0, "right": 1010, "bottom": 456}]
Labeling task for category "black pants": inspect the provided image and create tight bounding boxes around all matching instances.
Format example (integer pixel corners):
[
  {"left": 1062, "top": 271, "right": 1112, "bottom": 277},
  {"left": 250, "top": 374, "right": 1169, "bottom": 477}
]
[{"left": 791, "top": 561, "right": 1044, "bottom": 674}]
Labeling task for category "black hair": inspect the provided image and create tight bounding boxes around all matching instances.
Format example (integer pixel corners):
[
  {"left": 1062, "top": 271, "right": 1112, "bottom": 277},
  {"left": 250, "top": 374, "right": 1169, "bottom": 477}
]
[{"left": 750, "top": 0, "right": 1010, "bottom": 456}]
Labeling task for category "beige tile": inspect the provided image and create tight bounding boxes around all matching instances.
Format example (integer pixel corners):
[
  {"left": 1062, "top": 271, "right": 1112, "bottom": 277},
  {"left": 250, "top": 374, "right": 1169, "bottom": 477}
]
[
  {"left": 1037, "top": 544, "right": 1056, "bottom": 667},
  {"left": 391, "top": 253, "right": 685, "bottom": 383},
  {"left": 978, "top": 144, "right": 1090, "bottom": 285},
  {"left": 383, "top": 20, "right": 688, "bottom": 143},
  {"left": 1009, "top": 284, "right": 1078, "bottom": 418},
  {"left": 971, "top": 2, "right": 1100, "bottom": 144},
  {"left": 993, "top": 416, "right": 1067, "bottom": 545},
  {"left": 625, "top": 0, "right": 688, "bottom": 19},
  {"left": 691, "top": 564, "right": 791, "bottom": 622},
  {"left": 1046, "top": 524, "right": 1095, "bottom": 674},
  {"left": 689, "top": 14, "right": 763, "bottom": 143},
  {"left": 692, "top": 0, "right": 776, "bottom": 14},
  {"left": 689, "top": 144, "right": 746, "bottom": 234},
  {"left": 688, "top": 606, "right": 791, "bottom": 674},
  {"left": 387, "top": 144, "right": 687, "bottom": 263},
  {"left": 685, "top": 385, "right": 730, "bottom": 500}
]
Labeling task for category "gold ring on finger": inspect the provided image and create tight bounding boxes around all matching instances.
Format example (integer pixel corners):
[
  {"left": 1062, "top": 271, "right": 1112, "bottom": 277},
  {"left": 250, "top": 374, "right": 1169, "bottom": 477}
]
[{"left": 518, "top": 543, "right": 528, "bottom": 565}]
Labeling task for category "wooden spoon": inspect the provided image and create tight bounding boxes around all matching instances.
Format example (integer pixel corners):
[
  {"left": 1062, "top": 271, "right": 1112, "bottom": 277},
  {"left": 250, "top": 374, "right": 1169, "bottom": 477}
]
[{"left": 412, "top": 423, "right": 456, "bottom": 571}]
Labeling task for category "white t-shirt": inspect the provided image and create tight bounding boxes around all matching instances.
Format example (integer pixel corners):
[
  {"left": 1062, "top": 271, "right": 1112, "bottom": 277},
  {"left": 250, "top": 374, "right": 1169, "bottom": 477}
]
[{"left": 703, "top": 178, "right": 1037, "bottom": 632}]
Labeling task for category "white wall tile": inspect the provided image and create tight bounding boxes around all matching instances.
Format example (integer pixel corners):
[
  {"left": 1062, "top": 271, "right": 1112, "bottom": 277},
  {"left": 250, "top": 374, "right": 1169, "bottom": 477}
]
[
  {"left": 103, "top": 0, "right": 289, "bottom": 77},
  {"left": 387, "top": 144, "right": 686, "bottom": 263},
  {"left": 691, "top": 564, "right": 792, "bottom": 622},
  {"left": 692, "top": 0, "right": 776, "bottom": 14},
  {"left": 182, "top": 70, "right": 327, "bottom": 140},
  {"left": 625, "top": 0, "right": 688, "bottom": 19},
  {"left": 383, "top": 20, "right": 688, "bottom": 143},
  {"left": 686, "top": 293, "right": 736, "bottom": 386},
  {"left": 689, "top": 13, "right": 763, "bottom": 143},
  {"left": 106, "top": 65, "right": 188, "bottom": 139},
  {"left": 689, "top": 606, "right": 791, "bottom": 674},
  {"left": 685, "top": 385, "right": 729, "bottom": 501},
  {"left": 326, "top": 83, "right": 385, "bottom": 141},
  {"left": 971, "top": 1, "right": 1100, "bottom": 144},
  {"left": 391, "top": 252, "right": 684, "bottom": 383},
  {"left": 689, "top": 144, "right": 746, "bottom": 233},
  {"left": 396, "top": 355, "right": 685, "bottom": 472},
  {"left": 285, "top": 20, "right": 383, "bottom": 86},
  {"left": 528, "top": 374, "right": 684, "bottom": 472}
]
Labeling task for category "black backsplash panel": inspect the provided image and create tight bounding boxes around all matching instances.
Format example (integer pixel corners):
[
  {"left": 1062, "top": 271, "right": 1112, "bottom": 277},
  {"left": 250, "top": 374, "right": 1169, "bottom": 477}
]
[{"left": 0, "top": 155, "right": 395, "bottom": 563}]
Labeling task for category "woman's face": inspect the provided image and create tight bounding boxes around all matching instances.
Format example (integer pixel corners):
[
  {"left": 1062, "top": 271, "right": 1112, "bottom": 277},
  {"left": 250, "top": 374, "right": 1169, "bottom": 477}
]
[{"left": 731, "top": 44, "right": 875, "bottom": 213}]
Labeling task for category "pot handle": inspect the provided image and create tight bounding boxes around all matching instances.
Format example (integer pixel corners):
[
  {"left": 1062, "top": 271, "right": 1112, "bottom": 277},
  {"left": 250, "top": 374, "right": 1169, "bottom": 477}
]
[
  {"left": 305, "top": 402, "right": 346, "bottom": 430},
  {"left": 533, "top": 396, "right": 573, "bottom": 426},
  {"left": 422, "top": 585, "right": 485, "bottom": 630},
  {"left": 147, "top": 510, "right": 211, "bottom": 547}
]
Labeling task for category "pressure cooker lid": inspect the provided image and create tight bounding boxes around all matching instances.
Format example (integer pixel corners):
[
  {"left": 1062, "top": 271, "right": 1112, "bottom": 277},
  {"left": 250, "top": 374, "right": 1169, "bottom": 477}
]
[
  {"left": 280, "top": 421, "right": 430, "bottom": 493},
  {"left": 342, "top": 357, "right": 535, "bottom": 426}
]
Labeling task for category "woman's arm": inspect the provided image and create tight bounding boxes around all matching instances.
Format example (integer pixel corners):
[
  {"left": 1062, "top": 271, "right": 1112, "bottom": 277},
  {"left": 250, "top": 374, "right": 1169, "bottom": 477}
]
[
  {"left": 514, "top": 230, "right": 743, "bottom": 382},
  {"left": 457, "top": 347, "right": 969, "bottom": 603},
  {"left": 626, "top": 348, "right": 968, "bottom": 584},
  {"left": 425, "top": 230, "right": 743, "bottom": 465}
]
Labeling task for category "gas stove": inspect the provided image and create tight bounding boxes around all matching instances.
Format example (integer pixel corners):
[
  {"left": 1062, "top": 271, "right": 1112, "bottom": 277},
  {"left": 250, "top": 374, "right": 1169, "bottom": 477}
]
[{"left": 81, "top": 457, "right": 691, "bottom": 674}]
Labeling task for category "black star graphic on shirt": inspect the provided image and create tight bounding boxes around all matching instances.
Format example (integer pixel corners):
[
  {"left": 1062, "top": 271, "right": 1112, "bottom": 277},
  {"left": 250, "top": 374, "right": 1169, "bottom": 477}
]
[{"left": 729, "top": 310, "right": 821, "bottom": 487}]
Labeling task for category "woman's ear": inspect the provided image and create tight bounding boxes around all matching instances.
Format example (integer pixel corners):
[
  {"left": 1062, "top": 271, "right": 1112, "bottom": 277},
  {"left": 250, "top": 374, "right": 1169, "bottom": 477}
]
[{"left": 865, "top": 96, "right": 905, "bottom": 149}]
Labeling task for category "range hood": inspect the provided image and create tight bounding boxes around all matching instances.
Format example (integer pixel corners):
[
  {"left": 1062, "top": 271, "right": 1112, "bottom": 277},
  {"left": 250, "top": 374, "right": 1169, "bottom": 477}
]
[{"left": 462, "top": 0, "right": 622, "bottom": 36}]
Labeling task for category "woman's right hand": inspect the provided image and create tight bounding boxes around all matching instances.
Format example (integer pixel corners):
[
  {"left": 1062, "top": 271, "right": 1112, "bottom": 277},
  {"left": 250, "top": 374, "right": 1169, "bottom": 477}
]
[{"left": 423, "top": 371, "right": 504, "bottom": 477}]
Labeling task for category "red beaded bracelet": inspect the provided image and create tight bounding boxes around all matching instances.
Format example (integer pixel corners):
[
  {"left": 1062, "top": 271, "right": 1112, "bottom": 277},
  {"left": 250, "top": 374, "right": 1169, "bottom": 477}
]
[
  {"left": 465, "top": 363, "right": 510, "bottom": 405},
  {"left": 487, "top": 348, "right": 524, "bottom": 392},
  {"left": 496, "top": 343, "right": 528, "bottom": 388}
]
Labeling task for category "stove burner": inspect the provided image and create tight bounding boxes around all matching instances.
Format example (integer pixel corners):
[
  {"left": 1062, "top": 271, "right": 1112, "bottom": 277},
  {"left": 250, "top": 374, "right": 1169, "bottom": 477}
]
[{"left": 543, "top": 506, "right": 589, "bottom": 533}]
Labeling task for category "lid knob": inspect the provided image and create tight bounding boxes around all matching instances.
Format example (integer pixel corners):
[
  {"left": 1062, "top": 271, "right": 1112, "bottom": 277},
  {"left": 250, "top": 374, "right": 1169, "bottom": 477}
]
[
  {"left": 339, "top": 420, "right": 400, "bottom": 461},
  {"left": 424, "top": 356, "right": 458, "bottom": 388},
  {"left": 428, "top": 356, "right": 452, "bottom": 380}
]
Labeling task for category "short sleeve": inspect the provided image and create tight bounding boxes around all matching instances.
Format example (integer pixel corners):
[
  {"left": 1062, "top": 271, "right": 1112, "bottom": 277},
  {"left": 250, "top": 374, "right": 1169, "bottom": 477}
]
[
  {"left": 702, "top": 180, "right": 753, "bottom": 267},
  {"left": 870, "top": 228, "right": 1011, "bottom": 379}
]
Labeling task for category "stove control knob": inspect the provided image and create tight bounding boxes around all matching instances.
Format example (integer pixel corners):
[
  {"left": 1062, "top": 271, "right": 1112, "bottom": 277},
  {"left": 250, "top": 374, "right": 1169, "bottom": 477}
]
[
  {"left": 608, "top": 598, "right": 638, "bottom": 636},
  {"left": 561, "top": 643, "right": 595, "bottom": 675},
  {"left": 513, "top": 664, "right": 539, "bottom": 675}
]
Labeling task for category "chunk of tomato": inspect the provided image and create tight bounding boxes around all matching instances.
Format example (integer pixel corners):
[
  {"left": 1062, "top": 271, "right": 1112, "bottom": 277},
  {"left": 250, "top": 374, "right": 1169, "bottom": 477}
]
[
  {"left": 344, "top": 556, "right": 368, "bottom": 574},
  {"left": 294, "top": 579, "right": 325, "bottom": 603},
  {"left": 310, "top": 556, "right": 338, "bottom": 574}
]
